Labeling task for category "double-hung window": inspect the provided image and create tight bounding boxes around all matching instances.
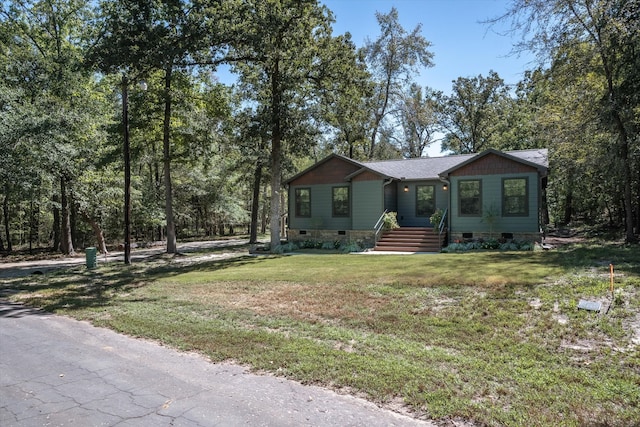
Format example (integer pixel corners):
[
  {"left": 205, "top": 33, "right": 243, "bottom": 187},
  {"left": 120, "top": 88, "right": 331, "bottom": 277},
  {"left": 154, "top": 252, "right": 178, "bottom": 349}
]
[
  {"left": 502, "top": 178, "right": 528, "bottom": 216},
  {"left": 459, "top": 180, "right": 482, "bottom": 216},
  {"left": 416, "top": 185, "right": 435, "bottom": 217},
  {"left": 295, "top": 188, "right": 311, "bottom": 217},
  {"left": 332, "top": 186, "right": 349, "bottom": 217}
]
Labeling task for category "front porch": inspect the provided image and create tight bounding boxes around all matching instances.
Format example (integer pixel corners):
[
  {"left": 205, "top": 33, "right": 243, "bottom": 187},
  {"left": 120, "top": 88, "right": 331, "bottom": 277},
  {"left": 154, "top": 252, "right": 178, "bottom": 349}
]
[{"left": 374, "top": 227, "right": 446, "bottom": 252}]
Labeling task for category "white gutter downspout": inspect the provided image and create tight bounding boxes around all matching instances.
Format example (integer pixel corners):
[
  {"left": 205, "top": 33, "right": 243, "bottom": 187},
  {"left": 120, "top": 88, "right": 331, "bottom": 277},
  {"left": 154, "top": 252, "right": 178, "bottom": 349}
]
[
  {"left": 439, "top": 176, "right": 451, "bottom": 243},
  {"left": 383, "top": 177, "right": 394, "bottom": 213}
]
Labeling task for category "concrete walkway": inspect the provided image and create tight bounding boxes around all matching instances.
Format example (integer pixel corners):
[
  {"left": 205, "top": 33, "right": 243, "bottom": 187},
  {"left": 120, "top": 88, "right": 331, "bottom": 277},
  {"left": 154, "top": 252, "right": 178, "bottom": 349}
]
[{"left": 0, "top": 301, "right": 435, "bottom": 427}]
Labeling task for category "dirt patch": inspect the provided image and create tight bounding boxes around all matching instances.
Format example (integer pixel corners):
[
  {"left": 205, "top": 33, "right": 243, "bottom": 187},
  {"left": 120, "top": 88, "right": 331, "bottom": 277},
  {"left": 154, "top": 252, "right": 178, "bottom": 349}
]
[
  {"left": 173, "top": 282, "right": 393, "bottom": 323},
  {"left": 543, "top": 235, "right": 588, "bottom": 247}
]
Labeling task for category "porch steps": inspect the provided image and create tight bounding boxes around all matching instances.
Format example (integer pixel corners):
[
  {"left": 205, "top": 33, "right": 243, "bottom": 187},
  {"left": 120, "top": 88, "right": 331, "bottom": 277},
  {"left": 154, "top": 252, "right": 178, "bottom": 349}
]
[{"left": 374, "top": 227, "right": 444, "bottom": 252}]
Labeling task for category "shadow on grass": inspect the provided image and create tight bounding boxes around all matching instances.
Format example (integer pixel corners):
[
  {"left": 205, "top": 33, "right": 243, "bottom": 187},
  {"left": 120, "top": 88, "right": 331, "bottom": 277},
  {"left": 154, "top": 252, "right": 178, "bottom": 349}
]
[
  {"left": 4, "top": 241, "right": 638, "bottom": 316},
  {"left": 459, "top": 242, "right": 640, "bottom": 274},
  {"left": 2, "top": 254, "right": 271, "bottom": 314},
  {"left": 177, "top": 241, "right": 253, "bottom": 255},
  {"left": 543, "top": 242, "right": 640, "bottom": 274}
]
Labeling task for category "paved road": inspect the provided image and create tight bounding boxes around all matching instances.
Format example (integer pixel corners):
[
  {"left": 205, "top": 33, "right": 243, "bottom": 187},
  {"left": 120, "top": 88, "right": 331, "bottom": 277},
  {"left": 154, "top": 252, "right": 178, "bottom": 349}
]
[
  {"left": 0, "top": 240, "right": 250, "bottom": 279},
  {"left": 0, "top": 301, "right": 435, "bottom": 427}
]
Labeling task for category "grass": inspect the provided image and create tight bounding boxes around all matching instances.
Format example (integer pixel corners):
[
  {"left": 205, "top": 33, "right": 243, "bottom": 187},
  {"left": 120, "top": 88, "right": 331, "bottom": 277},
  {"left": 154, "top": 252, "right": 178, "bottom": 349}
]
[{"left": 3, "top": 243, "right": 640, "bottom": 426}]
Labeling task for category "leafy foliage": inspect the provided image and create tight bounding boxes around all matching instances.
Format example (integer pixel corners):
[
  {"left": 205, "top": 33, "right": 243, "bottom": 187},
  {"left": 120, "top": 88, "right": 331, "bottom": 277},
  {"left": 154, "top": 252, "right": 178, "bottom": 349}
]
[{"left": 1, "top": 0, "right": 638, "bottom": 253}]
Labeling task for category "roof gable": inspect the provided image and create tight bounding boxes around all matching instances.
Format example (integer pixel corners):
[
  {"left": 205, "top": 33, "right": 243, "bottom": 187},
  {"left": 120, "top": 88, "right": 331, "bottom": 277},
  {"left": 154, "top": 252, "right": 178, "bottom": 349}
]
[
  {"left": 439, "top": 149, "right": 548, "bottom": 178},
  {"left": 285, "top": 154, "right": 366, "bottom": 186},
  {"left": 285, "top": 149, "right": 549, "bottom": 184}
]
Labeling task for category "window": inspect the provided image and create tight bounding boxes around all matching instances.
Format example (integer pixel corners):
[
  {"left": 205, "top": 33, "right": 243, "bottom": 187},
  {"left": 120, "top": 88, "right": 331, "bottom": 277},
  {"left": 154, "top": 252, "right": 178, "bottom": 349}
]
[
  {"left": 503, "top": 178, "right": 528, "bottom": 216},
  {"left": 295, "top": 188, "right": 311, "bottom": 217},
  {"left": 416, "top": 185, "right": 435, "bottom": 217},
  {"left": 332, "top": 186, "right": 349, "bottom": 217},
  {"left": 459, "top": 180, "right": 481, "bottom": 216}
]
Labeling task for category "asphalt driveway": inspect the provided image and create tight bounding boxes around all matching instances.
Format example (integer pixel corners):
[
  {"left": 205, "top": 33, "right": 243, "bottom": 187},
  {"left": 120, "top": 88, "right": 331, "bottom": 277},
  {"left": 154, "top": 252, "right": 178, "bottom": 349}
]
[{"left": 0, "top": 300, "right": 435, "bottom": 427}]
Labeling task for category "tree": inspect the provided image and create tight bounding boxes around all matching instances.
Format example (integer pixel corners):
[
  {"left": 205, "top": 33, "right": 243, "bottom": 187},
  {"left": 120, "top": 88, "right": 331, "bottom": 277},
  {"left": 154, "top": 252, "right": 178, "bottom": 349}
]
[
  {"left": 226, "top": 100, "right": 271, "bottom": 244},
  {"left": 363, "top": 7, "right": 434, "bottom": 159},
  {"left": 90, "top": 0, "right": 226, "bottom": 256},
  {"left": 497, "top": 0, "right": 638, "bottom": 241},
  {"left": 317, "top": 34, "right": 373, "bottom": 160},
  {"left": 228, "top": 0, "right": 346, "bottom": 251},
  {"left": 0, "top": 85, "right": 41, "bottom": 252},
  {"left": 1, "top": 0, "right": 100, "bottom": 255},
  {"left": 396, "top": 83, "right": 439, "bottom": 158},
  {"left": 437, "top": 70, "right": 510, "bottom": 154}
]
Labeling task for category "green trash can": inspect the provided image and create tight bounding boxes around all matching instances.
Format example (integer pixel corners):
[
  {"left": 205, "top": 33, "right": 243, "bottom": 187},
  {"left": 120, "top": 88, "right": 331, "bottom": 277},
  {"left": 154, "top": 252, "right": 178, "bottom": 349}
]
[{"left": 86, "top": 247, "right": 97, "bottom": 269}]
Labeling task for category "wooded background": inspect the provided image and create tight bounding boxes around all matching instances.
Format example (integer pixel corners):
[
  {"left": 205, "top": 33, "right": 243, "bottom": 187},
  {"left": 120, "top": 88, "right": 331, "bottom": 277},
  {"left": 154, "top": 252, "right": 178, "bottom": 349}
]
[{"left": 1, "top": 0, "right": 638, "bottom": 255}]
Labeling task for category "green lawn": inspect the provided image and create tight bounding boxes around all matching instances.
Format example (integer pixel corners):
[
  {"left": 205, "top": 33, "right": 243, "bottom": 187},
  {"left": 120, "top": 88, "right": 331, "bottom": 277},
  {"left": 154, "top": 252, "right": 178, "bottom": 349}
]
[{"left": 4, "top": 243, "right": 640, "bottom": 426}]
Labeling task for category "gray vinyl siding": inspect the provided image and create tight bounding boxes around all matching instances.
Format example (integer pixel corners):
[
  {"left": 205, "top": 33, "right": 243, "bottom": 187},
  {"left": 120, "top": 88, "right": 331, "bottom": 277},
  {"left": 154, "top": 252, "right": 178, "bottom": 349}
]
[
  {"left": 352, "top": 180, "right": 384, "bottom": 230},
  {"left": 288, "top": 184, "right": 352, "bottom": 230},
  {"left": 449, "top": 173, "right": 540, "bottom": 234},
  {"left": 384, "top": 182, "right": 397, "bottom": 212},
  {"left": 396, "top": 181, "right": 449, "bottom": 227}
]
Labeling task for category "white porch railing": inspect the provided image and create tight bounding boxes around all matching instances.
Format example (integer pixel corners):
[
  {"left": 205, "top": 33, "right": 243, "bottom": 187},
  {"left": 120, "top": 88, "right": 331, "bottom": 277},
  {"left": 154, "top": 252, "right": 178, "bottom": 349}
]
[{"left": 373, "top": 210, "right": 389, "bottom": 242}]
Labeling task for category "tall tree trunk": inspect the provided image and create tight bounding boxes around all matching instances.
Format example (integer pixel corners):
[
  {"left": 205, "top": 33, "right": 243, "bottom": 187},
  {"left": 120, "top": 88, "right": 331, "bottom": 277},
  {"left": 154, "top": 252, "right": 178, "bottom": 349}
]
[
  {"left": 636, "top": 165, "right": 640, "bottom": 234},
  {"left": 249, "top": 162, "right": 263, "bottom": 244},
  {"left": 81, "top": 211, "right": 108, "bottom": 254},
  {"left": 563, "top": 189, "right": 573, "bottom": 226},
  {"left": 2, "top": 189, "right": 11, "bottom": 252},
  {"left": 122, "top": 76, "right": 132, "bottom": 264},
  {"left": 618, "top": 132, "right": 635, "bottom": 243},
  {"left": 541, "top": 180, "right": 550, "bottom": 227},
  {"left": 60, "top": 176, "right": 74, "bottom": 255},
  {"left": 29, "top": 198, "right": 34, "bottom": 254},
  {"left": 70, "top": 192, "right": 77, "bottom": 250},
  {"left": 587, "top": 8, "right": 637, "bottom": 243},
  {"left": 269, "top": 61, "right": 282, "bottom": 252},
  {"left": 0, "top": 195, "right": 4, "bottom": 251},
  {"left": 163, "top": 65, "right": 177, "bottom": 254},
  {"left": 52, "top": 192, "right": 60, "bottom": 251},
  {"left": 261, "top": 184, "right": 268, "bottom": 235}
]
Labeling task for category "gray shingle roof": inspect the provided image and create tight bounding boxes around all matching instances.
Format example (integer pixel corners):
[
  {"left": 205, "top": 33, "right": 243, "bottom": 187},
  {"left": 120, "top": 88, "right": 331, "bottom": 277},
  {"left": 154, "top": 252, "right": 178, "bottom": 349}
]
[{"left": 358, "top": 149, "right": 548, "bottom": 180}]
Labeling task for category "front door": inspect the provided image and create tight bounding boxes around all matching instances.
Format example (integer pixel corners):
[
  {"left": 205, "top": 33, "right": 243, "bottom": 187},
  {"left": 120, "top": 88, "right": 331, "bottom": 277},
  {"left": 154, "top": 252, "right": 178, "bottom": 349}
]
[
  {"left": 396, "top": 182, "right": 437, "bottom": 227},
  {"left": 416, "top": 185, "right": 436, "bottom": 225}
]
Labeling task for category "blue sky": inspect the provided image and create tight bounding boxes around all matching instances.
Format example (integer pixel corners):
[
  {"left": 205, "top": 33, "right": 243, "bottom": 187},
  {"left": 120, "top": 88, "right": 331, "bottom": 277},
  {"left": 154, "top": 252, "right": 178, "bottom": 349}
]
[
  {"left": 323, "top": 0, "right": 534, "bottom": 156},
  {"left": 322, "top": 0, "right": 534, "bottom": 95},
  {"left": 216, "top": 1, "right": 536, "bottom": 156}
]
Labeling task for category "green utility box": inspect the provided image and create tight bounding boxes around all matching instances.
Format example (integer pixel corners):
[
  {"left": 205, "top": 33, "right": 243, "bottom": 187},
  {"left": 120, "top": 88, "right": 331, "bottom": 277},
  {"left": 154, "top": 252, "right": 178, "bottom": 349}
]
[{"left": 85, "top": 247, "right": 97, "bottom": 269}]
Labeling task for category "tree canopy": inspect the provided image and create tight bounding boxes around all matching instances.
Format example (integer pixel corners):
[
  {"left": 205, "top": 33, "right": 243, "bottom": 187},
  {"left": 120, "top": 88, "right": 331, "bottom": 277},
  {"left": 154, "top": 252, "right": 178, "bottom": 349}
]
[{"left": 0, "top": 0, "right": 637, "bottom": 254}]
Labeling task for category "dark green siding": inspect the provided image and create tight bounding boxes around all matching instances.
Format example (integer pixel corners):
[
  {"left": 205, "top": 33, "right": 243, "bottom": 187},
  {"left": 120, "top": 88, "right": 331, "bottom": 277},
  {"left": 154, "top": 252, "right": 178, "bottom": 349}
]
[
  {"left": 288, "top": 184, "right": 352, "bottom": 230},
  {"left": 449, "top": 173, "right": 540, "bottom": 234},
  {"left": 352, "top": 180, "right": 384, "bottom": 230},
  {"left": 396, "top": 181, "right": 449, "bottom": 227}
]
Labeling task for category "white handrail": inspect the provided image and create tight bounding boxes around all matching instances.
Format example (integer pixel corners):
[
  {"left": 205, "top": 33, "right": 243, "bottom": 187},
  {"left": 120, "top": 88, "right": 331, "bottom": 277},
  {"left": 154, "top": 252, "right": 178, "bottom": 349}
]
[
  {"left": 373, "top": 209, "right": 388, "bottom": 240},
  {"left": 438, "top": 208, "right": 448, "bottom": 244}
]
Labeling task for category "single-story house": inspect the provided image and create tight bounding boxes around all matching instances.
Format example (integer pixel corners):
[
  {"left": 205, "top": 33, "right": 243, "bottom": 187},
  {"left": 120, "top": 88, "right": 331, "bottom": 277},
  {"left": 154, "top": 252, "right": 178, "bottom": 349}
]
[{"left": 284, "top": 148, "right": 549, "bottom": 250}]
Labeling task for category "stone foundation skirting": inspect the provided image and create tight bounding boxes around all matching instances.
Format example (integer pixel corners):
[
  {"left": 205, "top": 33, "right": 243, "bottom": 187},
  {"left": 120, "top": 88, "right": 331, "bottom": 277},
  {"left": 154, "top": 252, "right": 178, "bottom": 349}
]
[
  {"left": 449, "top": 231, "right": 543, "bottom": 243},
  {"left": 288, "top": 229, "right": 376, "bottom": 248}
]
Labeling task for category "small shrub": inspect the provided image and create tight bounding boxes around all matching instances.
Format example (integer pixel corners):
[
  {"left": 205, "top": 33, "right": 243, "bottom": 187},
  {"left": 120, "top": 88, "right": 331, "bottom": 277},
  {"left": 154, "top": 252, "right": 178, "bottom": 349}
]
[
  {"left": 465, "top": 241, "right": 483, "bottom": 250},
  {"left": 445, "top": 239, "right": 534, "bottom": 252},
  {"left": 382, "top": 211, "right": 400, "bottom": 231},
  {"left": 442, "top": 243, "right": 465, "bottom": 252},
  {"left": 274, "top": 242, "right": 297, "bottom": 253},
  {"left": 430, "top": 209, "right": 444, "bottom": 228},
  {"left": 341, "top": 242, "right": 362, "bottom": 253},
  {"left": 499, "top": 242, "right": 519, "bottom": 251},
  {"left": 518, "top": 241, "right": 534, "bottom": 251},
  {"left": 481, "top": 239, "right": 500, "bottom": 250},
  {"left": 300, "top": 239, "right": 316, "bottom": 249},
  {"left": 321, "top": 241, "right": 336, "bottom": 250}
]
